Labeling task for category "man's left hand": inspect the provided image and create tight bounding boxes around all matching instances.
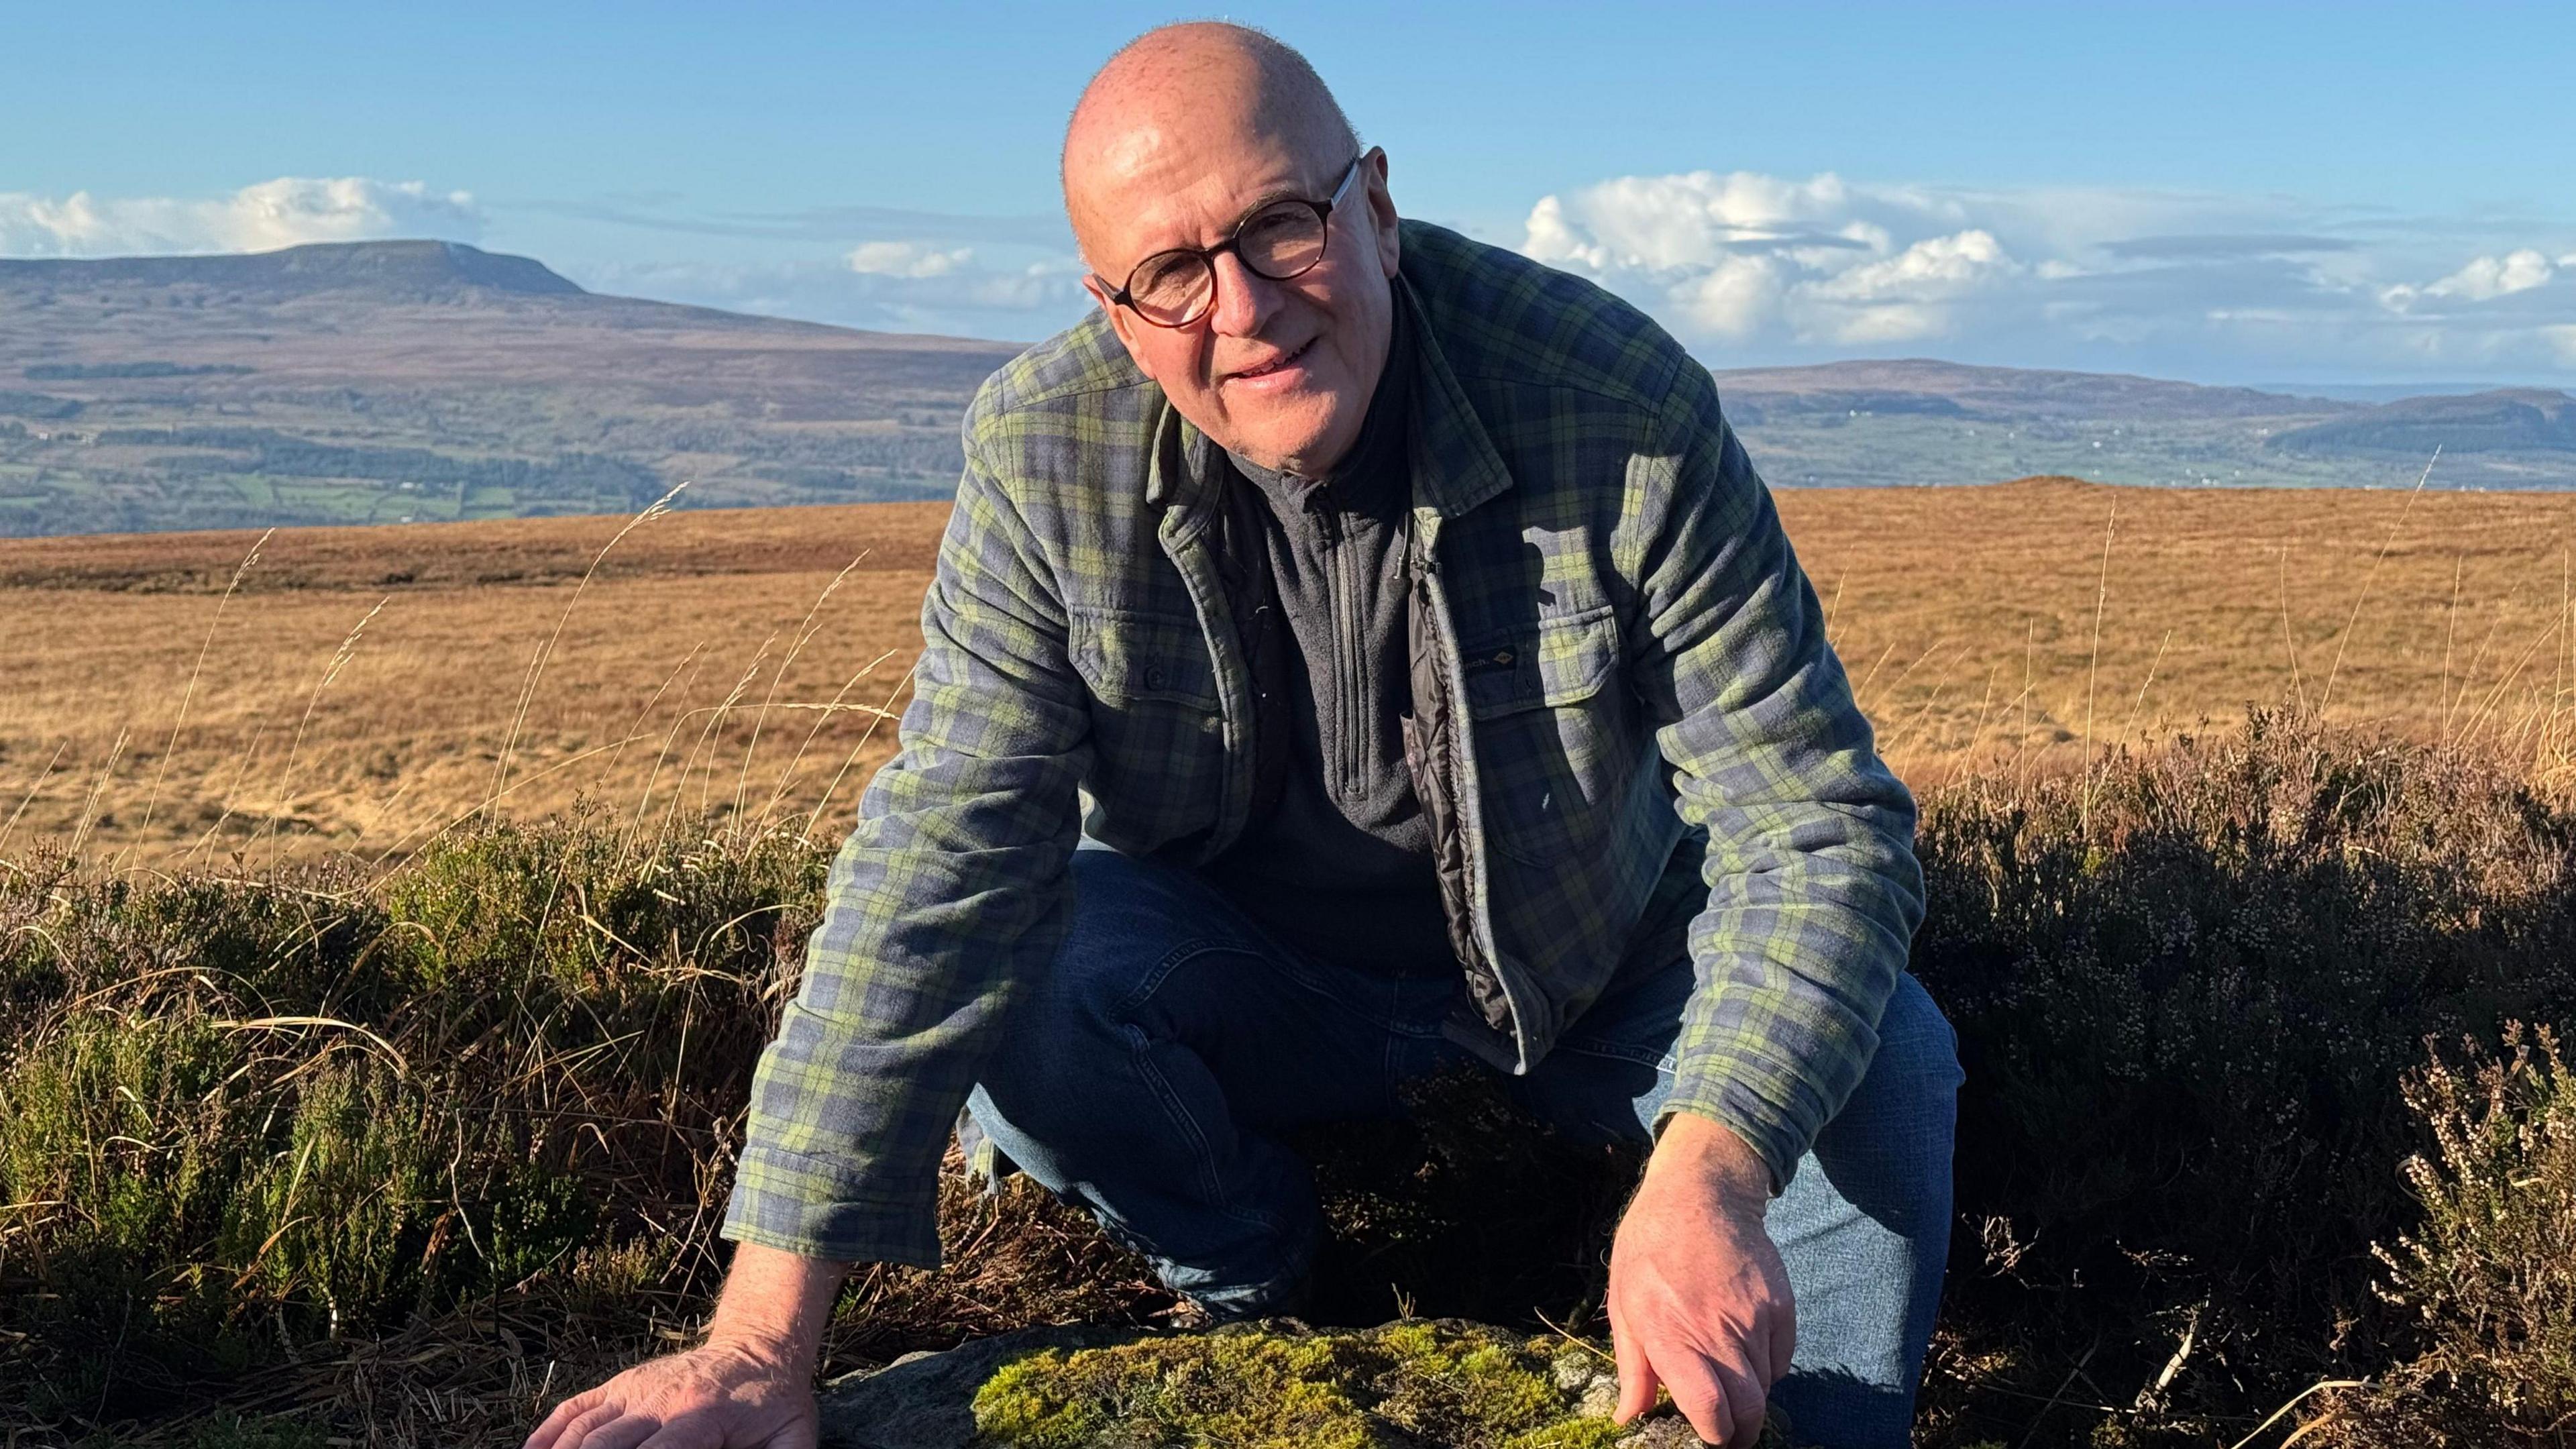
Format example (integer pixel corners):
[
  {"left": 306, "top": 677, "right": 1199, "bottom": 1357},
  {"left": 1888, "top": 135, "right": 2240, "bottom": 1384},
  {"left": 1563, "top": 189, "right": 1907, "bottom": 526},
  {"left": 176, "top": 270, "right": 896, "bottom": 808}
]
[{"left": 1607, "top": 1112, "right": 1795, "bottom": 1448}]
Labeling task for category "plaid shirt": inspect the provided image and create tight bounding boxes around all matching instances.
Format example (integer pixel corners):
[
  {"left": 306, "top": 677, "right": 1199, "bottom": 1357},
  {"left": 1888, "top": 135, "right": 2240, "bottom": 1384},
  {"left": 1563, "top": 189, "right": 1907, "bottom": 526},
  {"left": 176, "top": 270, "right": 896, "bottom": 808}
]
[{"left": 722, "top": 221, "right": 1925, "bottom": 1267}]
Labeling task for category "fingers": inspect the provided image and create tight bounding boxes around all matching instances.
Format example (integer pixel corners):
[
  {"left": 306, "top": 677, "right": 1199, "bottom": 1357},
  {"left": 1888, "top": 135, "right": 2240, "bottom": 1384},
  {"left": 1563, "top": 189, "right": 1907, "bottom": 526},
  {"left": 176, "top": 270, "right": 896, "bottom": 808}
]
[
  {"left": 570, "top": 1414, "right": 664, "bottom": 1449},
  {"left": 1711, "top": 1357, "right": 1771, "bottom": 1449},
  {"left": 632, "top": 1402, "right": 816, "bottom": 1449},
  {"left": 1656, "top": 1351, "right": 1737, "bottom": 1449},
  {"left": 1611, "top": 1311, "right": 1662, "bottom": 1426},
  {"left": 632, "top": 1419, "right": 728, "bottom": 1449},
  {"left": 1768, "top": 1295, "right": 1798, "bottom": 1390},
  {"left": 1621, "top": 1311, "right": 1777, "bottom": 1448},
  {"left": 540, "top": 1403, "right": 623, "bottom": 1449},
  {"left": 527, "top": 1391, "right": 602, "bottom": 1449}
]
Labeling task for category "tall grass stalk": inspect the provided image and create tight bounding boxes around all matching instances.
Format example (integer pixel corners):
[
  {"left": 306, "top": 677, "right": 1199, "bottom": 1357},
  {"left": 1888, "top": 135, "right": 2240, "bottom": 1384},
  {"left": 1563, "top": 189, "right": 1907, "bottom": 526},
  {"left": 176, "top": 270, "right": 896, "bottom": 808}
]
[
  {"left": 733, "top": 553, "right": 867, "bottom": 827},
  {"left": 66, "top": 728, "right": 128, "bottom": 861},
  {"left": 129, "top": 528, "right": 272, "bottom": 860},
  {"left": 2277, "top": 541, "right": 2308, "bottom": 712},
  {"left": 805, "top": 661, "right": 918, "bottom": 838},
  {"left": 0, "top": 739, "right": 68, "bottom": 858},
  {"left": 2078, "top": 502, "right": 2114, "bottom": 840},
  {"left": 489, "top": 483, "right": 686, "bottom": 816},
  {"left": 252, "top": 595, "right": 390, "bottom": 863},
  {"left": 759, "top": 647, "right": 902, "bottom": 828},
  {"left": 676, "top": 643, "right": 771, "bottom": 829},
  {"left": 2318, "top": 447, "right": 2438, "bottom": 716},
  {"left": 180, "top": 717, "right": 276, "bottom": 869}
]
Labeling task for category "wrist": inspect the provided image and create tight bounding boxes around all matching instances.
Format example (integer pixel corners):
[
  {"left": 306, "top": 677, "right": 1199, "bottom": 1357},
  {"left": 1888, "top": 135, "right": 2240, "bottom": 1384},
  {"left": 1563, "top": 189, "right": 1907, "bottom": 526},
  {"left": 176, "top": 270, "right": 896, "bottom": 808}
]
[
  {"left": 1647, "top": 1109, "right": 1775, "bottom": 1210},
  {"left": 703, "top": 1240, "right": 849, "bottom": 1374},
  {"left": 702, "top": 1318, "right": 814, "bottom": 1372}
]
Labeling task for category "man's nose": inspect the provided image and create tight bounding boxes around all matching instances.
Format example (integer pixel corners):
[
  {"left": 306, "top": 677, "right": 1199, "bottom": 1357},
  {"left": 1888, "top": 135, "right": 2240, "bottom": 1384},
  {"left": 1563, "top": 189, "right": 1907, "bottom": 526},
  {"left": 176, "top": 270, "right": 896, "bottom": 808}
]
[{"left": 1205, "top": 249, "right": 1281, "bottom": 339}]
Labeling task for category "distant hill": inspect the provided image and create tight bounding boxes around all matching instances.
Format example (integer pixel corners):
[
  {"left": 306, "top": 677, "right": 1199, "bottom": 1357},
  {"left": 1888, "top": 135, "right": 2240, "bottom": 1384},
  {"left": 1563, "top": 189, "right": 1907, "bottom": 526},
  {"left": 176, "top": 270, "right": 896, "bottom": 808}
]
[
  {"left": 3, "top": 240, "right": 2573, "bottom": 538},
  {"left": 0, "top": 240, "right": 1018, "bottom": 537},
  {"left": 1705, "top": 360, "right": 2576, "bottom": 491},
  {"left": 1711, "top": 358, "right": 2351, "bottom": 424},
  {"left": 0, "top": 238, "right": 585, "bottom": 300},
  {"left": 2270, "top": 388, "right": 2576, "bottom": 455}
]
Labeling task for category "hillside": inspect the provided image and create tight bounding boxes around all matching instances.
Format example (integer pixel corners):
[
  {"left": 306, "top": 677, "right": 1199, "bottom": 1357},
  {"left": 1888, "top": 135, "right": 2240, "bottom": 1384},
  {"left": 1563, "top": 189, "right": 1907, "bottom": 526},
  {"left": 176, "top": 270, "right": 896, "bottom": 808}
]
[
  {"left": 6, "top": 241, "right": 2576, "bottom": 538},
  {"left": 2271, "top": 387, "right": 2576, "bottom": 455},
  {"left": 1711, "top": 356, "right": 2347, "bottom": 421},
  {"left": 0, "top": 241, "right": 1018, "bottom": 537}
]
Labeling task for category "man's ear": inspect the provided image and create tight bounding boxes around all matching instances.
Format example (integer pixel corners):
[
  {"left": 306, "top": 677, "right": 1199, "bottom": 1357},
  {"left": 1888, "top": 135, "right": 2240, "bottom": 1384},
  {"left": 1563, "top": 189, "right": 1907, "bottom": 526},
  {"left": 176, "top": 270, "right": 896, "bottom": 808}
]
[
  {"left": 1364, "top": 149, "right": 1400, "bottom": 279},
  {"left": 1083, "top": 273, "right": 1157, "bottom": 378}
]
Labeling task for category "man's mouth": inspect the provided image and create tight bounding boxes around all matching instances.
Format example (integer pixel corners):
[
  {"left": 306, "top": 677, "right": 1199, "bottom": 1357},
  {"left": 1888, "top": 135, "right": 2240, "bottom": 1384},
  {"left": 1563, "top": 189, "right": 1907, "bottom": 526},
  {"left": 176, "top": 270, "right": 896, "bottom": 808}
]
[{"left": 1229, "top": 337, "right": 1316, "bottom": 381}]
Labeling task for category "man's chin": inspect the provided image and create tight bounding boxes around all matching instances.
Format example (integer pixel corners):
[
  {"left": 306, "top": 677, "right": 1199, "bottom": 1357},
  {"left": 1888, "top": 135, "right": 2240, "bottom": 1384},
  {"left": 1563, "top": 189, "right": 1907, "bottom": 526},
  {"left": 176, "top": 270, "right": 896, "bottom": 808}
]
[{"left": 1220, "top": 408, "right": 1353, "bottom": 474}]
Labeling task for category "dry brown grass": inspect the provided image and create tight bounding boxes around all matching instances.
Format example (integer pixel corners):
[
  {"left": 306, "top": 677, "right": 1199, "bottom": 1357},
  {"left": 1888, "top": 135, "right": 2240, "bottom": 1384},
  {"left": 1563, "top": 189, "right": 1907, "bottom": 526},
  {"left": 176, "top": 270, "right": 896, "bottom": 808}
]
[
  {"left": 0, "top": 503, "right": 947, "bottom": 867},
  {"left": 4, "top": 475, "right": 2575, "bottom": 867}
]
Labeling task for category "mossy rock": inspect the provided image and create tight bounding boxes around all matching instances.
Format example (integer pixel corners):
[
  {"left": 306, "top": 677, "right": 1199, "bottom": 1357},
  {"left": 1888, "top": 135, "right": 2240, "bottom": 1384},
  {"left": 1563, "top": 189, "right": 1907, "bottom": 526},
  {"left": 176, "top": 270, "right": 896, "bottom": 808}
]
[{"left": 819, "top": 1319, "right": 1772, "bottom": 1448}]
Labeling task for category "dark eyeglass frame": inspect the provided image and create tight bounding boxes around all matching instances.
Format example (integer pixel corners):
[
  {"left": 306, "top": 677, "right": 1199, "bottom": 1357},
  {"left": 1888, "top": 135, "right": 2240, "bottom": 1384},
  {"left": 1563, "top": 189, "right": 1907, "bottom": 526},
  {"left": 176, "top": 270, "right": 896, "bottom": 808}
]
[{"left": 1099, "top": 150, "right": 1372, "bottom": 328}]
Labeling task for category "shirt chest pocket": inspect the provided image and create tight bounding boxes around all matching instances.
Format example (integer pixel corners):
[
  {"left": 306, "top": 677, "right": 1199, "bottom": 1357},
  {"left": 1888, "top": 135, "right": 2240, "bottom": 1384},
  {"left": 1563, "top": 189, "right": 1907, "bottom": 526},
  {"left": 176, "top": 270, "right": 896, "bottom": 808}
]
[
  {"left": 1069, "top": 608, "right": 1220, "bottom": 710},
  {"left": 1067, "top": 608, "right": 1226, "bottom": 845},
  {"left": 1462, "top": 605, "right": 1632, "bottom": 868}
]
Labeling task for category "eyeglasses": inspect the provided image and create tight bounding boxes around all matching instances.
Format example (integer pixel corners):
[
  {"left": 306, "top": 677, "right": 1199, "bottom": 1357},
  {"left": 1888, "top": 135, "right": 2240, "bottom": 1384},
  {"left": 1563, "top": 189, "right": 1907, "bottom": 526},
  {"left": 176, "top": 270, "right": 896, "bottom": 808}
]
[{"left": 1100, "top": 152, "right": 1370, "bottom": 329}]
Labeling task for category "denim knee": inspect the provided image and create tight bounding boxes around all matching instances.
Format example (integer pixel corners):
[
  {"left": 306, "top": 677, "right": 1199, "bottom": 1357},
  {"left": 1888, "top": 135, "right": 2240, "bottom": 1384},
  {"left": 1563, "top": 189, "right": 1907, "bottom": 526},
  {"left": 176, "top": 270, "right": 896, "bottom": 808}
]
[{"left": 972, "top": 851, "right": 1173, "bottom": 1122}]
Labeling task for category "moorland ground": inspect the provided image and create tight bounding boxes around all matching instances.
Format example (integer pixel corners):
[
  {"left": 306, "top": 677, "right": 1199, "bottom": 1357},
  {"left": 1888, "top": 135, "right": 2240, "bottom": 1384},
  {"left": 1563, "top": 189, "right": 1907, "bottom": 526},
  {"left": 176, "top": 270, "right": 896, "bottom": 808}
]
[
  {"left": 3, "top": 478, "right": 2575, "bottom": 1448},
  {"left": 5, "top": 474, "right": 2573, "bottom": 868}
]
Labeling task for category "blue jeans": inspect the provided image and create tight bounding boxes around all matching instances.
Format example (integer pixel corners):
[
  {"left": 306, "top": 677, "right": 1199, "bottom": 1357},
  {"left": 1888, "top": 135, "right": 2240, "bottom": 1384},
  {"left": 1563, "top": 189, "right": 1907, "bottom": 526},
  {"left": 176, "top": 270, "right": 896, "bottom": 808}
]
[{"left": 967, "top": 845, "right": 1962, "bottom": 1449}]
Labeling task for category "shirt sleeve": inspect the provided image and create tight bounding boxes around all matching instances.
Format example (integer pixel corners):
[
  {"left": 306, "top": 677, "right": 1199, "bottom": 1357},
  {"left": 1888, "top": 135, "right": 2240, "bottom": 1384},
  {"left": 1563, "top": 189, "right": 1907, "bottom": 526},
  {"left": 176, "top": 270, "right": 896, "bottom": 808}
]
[
  {"left": 1624, "top": 359, "right": 1927, "bottom": 1192},
  {"left": 720, "top": 430, "right": 1091, "bottom": 1265}
]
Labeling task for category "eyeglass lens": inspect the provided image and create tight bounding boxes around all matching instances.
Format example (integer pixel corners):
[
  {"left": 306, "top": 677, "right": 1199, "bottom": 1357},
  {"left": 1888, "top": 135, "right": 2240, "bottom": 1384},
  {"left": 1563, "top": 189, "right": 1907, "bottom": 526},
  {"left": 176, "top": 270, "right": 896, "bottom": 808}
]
[{"left": 1128, "top": 202, "right": 1330, "bottom": 323}]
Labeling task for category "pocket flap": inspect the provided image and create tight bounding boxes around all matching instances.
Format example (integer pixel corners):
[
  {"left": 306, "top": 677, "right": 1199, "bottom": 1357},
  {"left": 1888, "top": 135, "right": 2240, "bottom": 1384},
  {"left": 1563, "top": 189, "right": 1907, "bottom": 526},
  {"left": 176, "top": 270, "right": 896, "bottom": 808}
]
[
  {"left": 1462, "top": 606, "right": 1619, "bottom": 719},
  {"left": 1069, "top": 610, "right": 1219, "bottom": 708}
]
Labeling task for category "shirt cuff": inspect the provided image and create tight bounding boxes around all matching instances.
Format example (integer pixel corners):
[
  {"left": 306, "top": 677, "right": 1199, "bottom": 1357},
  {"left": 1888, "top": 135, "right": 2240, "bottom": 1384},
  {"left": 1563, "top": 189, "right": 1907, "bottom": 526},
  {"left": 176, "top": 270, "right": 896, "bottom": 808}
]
[
  {"left": 1652, "top": 1077, "right": 1814, "bottom": 1197},
  {"left": 720, "top": 1144, "right": 944, "bottom": 1268}
]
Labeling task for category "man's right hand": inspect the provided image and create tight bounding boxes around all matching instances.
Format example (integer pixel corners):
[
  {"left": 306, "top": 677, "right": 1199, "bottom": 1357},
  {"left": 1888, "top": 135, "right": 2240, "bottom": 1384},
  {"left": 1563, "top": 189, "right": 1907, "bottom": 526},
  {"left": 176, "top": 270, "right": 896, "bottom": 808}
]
[
  {"left": 523, "top": 1338, "right": 817, "bottom": 1449},
  {"left": 527, "top": 1241, "right": 849, "bottom": 1449}
]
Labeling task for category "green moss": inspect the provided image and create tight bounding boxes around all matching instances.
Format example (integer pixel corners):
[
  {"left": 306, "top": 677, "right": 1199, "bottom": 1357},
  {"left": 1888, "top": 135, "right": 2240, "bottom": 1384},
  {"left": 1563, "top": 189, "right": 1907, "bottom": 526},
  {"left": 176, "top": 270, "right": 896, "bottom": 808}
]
[{"left": 969, "top": 1322, "right": 1635, "bottom": 1449}]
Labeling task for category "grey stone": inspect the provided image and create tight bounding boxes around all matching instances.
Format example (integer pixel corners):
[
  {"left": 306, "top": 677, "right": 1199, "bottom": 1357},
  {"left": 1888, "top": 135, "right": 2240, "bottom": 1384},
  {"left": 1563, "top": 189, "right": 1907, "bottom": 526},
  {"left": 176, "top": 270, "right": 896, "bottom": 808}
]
[{"left": 815, "top": 1324, "right": 1144, "bottom": 1449}]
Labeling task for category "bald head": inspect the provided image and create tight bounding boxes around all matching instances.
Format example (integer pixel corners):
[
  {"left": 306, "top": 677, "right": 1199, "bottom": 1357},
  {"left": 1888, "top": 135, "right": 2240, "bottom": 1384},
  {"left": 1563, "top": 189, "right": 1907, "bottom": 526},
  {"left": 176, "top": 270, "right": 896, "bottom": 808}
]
[
  {"left": 1060, "top": 22, "right": 1399, "bottom": 478},
  {"left": 1062, "top": 23, "right": 1358, "bottom": 267}
]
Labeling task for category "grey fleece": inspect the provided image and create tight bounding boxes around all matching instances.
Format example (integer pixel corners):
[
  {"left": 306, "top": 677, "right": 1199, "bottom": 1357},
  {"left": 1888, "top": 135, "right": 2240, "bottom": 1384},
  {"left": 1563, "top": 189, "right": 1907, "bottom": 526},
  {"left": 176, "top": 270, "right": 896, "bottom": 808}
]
[{"left": 1199, "top": 317, "right": 1456, "bottom": 975}]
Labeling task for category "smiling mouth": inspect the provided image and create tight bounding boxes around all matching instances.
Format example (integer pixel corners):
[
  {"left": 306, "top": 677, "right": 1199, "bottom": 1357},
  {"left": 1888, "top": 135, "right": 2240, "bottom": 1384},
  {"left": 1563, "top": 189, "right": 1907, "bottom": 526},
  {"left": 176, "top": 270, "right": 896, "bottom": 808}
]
[{"left": 1230, "top": 337, "right": 1316, "bottom": 380}]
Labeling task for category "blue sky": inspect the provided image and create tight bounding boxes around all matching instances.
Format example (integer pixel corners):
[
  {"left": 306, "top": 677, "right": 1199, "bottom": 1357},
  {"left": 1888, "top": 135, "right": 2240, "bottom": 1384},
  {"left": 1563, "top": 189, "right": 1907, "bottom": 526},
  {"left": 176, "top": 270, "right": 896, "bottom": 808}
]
[{"left": 7, "top": 1, "right": 2573, "bottom": 386}]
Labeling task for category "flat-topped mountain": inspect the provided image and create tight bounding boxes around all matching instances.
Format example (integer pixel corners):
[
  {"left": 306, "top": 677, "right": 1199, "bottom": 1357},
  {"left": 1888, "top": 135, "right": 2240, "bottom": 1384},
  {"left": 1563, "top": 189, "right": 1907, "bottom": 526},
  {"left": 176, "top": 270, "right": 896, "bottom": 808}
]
[
  {"left": 0, "top": 240, "right": 1020, "bottom": 537},
  {"left": 0, "top": 239, "right": 586, "bottom": 301}
]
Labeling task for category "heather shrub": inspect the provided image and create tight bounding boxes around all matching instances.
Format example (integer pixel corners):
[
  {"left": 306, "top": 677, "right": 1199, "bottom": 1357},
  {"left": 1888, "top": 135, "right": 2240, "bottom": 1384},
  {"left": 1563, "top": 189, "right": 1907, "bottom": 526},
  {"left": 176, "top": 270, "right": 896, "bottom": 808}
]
[
  {"left": 1911, "top": 710, "right": 2576, "bottom": 1442},
  {"left": 2302, "top": 1025, "right": 2576, "bottom": 1447}
]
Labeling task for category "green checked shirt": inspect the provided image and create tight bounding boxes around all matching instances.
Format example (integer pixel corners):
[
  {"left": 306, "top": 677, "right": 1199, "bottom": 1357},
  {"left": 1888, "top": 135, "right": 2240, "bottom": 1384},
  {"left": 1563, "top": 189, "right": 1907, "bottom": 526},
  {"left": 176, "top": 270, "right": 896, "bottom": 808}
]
[{"left": 722, "top": 220, "right": 1926, "bottom": 1268}]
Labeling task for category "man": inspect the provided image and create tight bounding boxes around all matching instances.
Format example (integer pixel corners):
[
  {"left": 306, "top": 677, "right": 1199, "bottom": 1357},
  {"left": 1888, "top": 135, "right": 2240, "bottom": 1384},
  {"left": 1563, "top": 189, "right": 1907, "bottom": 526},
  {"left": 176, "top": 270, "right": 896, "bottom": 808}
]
[{"left": 530, "top": 22, "right": 1958, "bottom": 1449}]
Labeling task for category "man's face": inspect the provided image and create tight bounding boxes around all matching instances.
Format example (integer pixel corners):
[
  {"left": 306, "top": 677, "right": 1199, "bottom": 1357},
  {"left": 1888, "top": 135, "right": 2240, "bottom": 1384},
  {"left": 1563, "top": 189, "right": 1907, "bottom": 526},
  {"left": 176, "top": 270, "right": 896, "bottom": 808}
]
[{"left": 1075, "top": 130, "right": 1401, "bottom": 476}]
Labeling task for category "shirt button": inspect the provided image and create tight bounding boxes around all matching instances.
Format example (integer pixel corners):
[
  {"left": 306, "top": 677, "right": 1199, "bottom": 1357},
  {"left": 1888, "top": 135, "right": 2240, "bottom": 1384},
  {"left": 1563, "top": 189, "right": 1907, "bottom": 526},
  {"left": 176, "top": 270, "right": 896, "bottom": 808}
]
[{"left": 1144, "top": 665, "right": 1168, "bottom": 690}]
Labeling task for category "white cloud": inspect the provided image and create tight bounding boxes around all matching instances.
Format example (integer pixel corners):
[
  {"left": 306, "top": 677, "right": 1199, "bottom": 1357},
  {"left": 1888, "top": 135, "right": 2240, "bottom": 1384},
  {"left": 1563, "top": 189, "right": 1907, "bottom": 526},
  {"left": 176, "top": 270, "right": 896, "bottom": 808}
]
[
  {"left": 2428, "top": 248, "right": 2553, "bottom": 301},
  {"left": 2378, "top": 248, "right": 2560, "bottom": 313},
  {"left": 0, "top": 177, "right": 480, "bottom": 258},
  {"left": 1522, "top": 173, "right": 2028, "bottom": 348},
  {"left": 845, "top": 239, "right": 974, "bottom": 278},
  {"left": 1519, "top": 167, "right": 2576, "bottom": 377}
]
